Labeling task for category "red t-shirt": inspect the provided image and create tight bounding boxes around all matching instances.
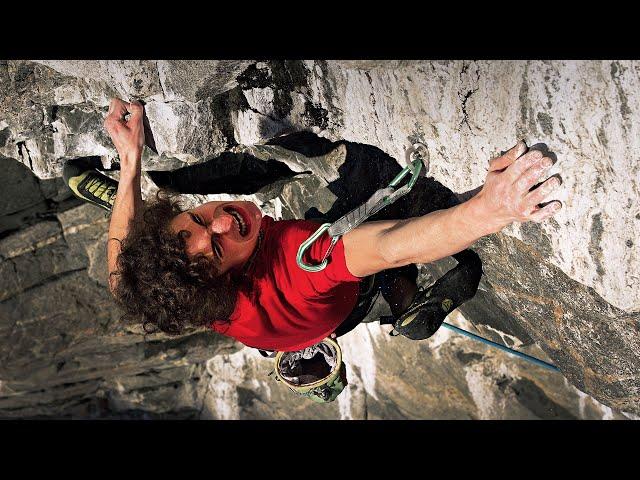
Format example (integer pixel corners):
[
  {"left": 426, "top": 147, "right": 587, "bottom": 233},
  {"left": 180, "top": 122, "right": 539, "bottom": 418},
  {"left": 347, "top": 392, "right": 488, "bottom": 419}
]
[{"left": 210, "top": 216, "right": 362, "bottom": 351}]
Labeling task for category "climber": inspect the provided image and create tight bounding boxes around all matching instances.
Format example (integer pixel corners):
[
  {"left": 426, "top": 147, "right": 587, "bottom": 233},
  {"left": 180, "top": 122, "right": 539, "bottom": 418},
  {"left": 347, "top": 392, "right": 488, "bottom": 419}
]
[{"left": 64, "top": 97, "right": 562, "bottom": 353}]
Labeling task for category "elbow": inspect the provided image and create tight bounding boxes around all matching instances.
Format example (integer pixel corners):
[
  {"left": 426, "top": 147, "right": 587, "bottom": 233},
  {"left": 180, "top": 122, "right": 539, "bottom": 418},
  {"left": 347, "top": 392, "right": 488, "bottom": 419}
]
[
  {"left": 378, "top": 235, "right": 407, "bottom": 268},
  {"left": 378, "top": 232, "right": 435, "bottom": 267},
  {"left": 108, "top": 273, "right": 119, "bottom": 299}
]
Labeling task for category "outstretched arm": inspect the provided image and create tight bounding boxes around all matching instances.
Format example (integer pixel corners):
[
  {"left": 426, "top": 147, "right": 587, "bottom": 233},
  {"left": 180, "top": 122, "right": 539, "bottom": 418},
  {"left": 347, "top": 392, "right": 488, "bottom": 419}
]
[
  {"left": 342, "top": 141, "right": 562, "bottom": 277},
  {"left": 104, "top": 98, "right": 145, "bottom": 294}
]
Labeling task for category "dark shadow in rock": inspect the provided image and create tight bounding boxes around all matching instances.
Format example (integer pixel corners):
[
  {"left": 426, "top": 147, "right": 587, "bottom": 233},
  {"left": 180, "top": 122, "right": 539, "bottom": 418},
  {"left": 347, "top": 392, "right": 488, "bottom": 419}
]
[
  {"left": 0, "top": 156, "right": 83, "bottom": 239},
  {"left": 147, "top": 152, "right": 300, "bottom": 195},
  {"left": 236, "top": 386, "right": 264, "bottom": 411},
  {"left": 456, "top": 351, "right": 484, "bottom": 365},
  {"left": 67, "top": 155, "right": 105, "bottom": 171},
  {"left": 256, "top": 111, "right": 296, "bottom": 141},
  {"left": 529, "top": 142, "right": 558, "bottom": 163},
  {"left": 507, "top": 377, "right": 577, "bottom": 419},
  {"left": 266, "top": 131, "right": 461, "bottom": 223},
  {"left": 135, "top": 99, "right": 158, "bottom": 154},
  {"left": 457, "top": 185, "right": 482, "bottom": 203}
]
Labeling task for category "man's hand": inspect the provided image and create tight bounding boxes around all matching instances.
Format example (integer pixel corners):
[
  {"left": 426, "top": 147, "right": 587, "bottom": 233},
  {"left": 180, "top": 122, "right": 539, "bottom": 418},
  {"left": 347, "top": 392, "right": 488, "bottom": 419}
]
[
  {"left": 472, "top": 140, "right": 562, "bottom": 234},
  {"left": 104, "top": 98, "right": 145, "bottom": 172}
]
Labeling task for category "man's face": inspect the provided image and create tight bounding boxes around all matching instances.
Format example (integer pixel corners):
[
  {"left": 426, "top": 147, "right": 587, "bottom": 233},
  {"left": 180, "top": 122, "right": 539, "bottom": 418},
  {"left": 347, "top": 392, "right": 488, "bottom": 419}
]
[{"left": 169, "top": 201, "right": 263, "bottom": 274}]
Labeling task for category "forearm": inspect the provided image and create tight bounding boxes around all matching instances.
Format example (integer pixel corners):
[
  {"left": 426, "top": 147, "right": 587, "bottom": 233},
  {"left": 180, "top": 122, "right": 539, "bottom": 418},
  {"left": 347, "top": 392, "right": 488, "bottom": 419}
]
[
  {"left": 344, "top": 142, "right": 562, "bottom": 277},
  {"left": 378, "top": 197, "right": 498, "bottom": 267},
  {"left": 107, "top": 154, "right": 143, "bottom": 292}
]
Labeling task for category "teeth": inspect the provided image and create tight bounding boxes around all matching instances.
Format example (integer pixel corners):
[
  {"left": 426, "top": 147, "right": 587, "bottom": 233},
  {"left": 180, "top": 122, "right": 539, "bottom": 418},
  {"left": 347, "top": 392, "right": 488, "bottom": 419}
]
[{"left": 229, "top": 209, "right": 247, "bottom": 235}]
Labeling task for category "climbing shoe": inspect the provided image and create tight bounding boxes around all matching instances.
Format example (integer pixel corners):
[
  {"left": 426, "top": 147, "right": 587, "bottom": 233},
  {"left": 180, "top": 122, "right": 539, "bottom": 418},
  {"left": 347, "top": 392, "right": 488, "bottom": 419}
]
[
  {"left": 63, "top": 158, "right": 117, "bottom": 212},
  {"left": 389, "top": 249, "right": 483, "bottom": 340}
]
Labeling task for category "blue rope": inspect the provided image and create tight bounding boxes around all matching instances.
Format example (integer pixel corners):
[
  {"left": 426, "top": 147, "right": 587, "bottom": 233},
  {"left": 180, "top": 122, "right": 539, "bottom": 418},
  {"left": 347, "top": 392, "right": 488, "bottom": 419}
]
[{"left": 442, "top": 322, "right": 560, "bottom": 372}]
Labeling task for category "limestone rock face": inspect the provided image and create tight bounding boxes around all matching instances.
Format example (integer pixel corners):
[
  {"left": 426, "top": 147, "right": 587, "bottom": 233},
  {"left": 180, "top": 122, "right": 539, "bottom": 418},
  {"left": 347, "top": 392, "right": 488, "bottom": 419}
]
[
  {"left": 0, "top": 60, "right": 638, "bottom": 418},
  {"left": 0, "top": 60, "right": 253, "bottom": 177}
]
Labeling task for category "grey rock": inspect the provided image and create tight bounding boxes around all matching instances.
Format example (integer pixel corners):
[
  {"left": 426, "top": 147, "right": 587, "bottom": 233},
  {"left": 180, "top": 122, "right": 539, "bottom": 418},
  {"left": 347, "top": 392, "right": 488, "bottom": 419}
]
[
  {"left": 0, "top": 60, "right": 638, "bottom": 418},
  {"left": 157, "top": 60, "right": 253, "bottom": 102},
  {"left": 0, "top": 157, "right": 240, "bottom": 418},
  {"left": 36, "top": 60, "right": 163, "bottom": 99},
  {"left": 0, "top": 155, "right": 45, "bottom": 216}
]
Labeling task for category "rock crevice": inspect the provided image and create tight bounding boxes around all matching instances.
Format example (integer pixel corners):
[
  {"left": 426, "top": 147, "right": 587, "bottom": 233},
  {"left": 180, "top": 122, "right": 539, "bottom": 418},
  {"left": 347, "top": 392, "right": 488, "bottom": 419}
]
[{"left": 0, "top": 60, "right": 638, "bottom": 418}]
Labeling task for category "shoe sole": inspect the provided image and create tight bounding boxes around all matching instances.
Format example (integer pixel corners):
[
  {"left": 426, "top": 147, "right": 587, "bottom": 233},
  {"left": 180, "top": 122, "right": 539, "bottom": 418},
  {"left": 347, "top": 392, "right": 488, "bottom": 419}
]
[{"left": 393, "top": 250, "right": 482, "bottom": 340}]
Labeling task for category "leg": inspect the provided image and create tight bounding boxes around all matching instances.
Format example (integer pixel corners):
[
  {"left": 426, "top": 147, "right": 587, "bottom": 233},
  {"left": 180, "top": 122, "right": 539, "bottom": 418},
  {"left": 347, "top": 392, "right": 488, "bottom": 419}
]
[
  {"left": 377, "top": 264, "right": 419, "bottom": 318},
  {"left": 333, "top": 274, "right": 379, "bottom": 337},
  {"left": 391, "top": 249, "right": 483, "bottom": 340}
]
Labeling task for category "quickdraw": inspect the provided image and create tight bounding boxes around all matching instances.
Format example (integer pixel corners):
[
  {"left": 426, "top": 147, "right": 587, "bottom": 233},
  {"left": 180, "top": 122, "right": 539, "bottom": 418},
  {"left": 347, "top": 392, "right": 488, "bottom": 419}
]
[{"left": 296, "top": 142, "right": 430, "bottom": 272}]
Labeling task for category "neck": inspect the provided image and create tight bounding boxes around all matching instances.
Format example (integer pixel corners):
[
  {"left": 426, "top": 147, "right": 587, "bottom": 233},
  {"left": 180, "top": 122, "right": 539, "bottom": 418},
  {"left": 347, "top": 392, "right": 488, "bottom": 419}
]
[{"left": 242, "top": 229, "right": 263, "bottom": 274}]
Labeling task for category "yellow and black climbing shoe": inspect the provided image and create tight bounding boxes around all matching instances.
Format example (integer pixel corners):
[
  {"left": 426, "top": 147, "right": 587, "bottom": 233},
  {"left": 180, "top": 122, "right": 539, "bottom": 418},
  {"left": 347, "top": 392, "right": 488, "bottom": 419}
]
[
  {"left": 63, "top": 158, "right": 117, "bottom": 212},
  {"left": 390, "top": 249, "right": 483, "bottom": 340}
]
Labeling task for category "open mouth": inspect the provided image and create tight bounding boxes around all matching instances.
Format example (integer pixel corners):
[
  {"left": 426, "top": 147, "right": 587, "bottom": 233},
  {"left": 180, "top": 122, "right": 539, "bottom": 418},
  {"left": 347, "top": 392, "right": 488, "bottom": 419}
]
[{"left": 223, "top": 205, "right": 251, "bottom": 237}]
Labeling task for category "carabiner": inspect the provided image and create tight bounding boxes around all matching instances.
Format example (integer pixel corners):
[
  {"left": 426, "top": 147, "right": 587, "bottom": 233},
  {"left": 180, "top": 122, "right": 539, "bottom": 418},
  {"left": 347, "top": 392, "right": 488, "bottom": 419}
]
[
  {"left": 389, "top": 142, "right": 430, "bottom": 189},
  {"left": 296, "top": 142, "right": 429, "bottom": 272},
  {"left": 296, "top": 223, "right": 340, "bottom": 272}
]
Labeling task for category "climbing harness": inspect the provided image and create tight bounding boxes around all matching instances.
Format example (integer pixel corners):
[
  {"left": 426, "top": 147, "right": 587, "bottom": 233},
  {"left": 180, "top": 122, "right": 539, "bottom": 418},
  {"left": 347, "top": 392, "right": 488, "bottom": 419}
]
[
  {"left": 296, "top": 143, "right": 429, "bottom": 272},
  {"left": 292, "top": 141, "right": 561, "bottom": 381}
]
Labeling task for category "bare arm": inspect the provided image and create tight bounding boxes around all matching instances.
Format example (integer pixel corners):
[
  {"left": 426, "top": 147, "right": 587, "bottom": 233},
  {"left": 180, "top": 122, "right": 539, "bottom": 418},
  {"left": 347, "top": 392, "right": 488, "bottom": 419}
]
[
  {"left": 104, "top": 98, "right": 145, "bottom": 294},
  {"left": 343, "top": 141, "right": 562, "bottom": 277}
]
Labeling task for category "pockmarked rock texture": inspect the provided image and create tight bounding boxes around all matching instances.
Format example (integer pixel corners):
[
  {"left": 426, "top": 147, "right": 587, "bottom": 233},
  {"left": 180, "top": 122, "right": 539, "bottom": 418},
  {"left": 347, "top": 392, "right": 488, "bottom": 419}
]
[
  {"left": 0, "top": 60, "right": 638, "bottom": 418},
  {"left": 0, "top": 166, "right": 238, "bottom": 417}
]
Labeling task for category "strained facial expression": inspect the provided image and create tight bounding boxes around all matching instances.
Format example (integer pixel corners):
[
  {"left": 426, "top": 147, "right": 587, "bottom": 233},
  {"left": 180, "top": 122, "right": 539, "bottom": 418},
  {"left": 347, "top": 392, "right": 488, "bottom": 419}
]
[{"left": 169, "top": 201, "right": 263, "bottom": 274}]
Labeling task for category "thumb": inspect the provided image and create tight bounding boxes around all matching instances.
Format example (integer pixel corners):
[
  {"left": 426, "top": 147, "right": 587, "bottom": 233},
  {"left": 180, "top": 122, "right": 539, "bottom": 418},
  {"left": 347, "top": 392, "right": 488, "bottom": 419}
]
[{"left": 128, "top": 100, "right": 144, "bottom": 121}]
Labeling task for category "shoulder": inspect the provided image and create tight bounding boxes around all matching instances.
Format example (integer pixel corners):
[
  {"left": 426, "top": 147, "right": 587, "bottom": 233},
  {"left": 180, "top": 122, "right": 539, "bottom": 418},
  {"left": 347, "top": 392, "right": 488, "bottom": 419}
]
[
  {"left": 268, "top": 217, "right": 321, "bottom": 234},
  {"left": 265, "top": 218, "right": 324, "bottom": 247},
  {"left": 257, "top": 217, "right": 323, "bottom": 273}
]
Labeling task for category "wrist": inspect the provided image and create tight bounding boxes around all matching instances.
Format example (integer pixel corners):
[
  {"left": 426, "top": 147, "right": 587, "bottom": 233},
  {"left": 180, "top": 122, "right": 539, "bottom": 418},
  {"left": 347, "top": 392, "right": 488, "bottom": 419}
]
[
  {"left": 118, "top": 149, "right": 142, "bottom": 176},
  {"left": 463, "top": 195, "right": 507, "bottom": 236},
  {"left": 120, "top": 147, "right": 142, "bottom": 161}
]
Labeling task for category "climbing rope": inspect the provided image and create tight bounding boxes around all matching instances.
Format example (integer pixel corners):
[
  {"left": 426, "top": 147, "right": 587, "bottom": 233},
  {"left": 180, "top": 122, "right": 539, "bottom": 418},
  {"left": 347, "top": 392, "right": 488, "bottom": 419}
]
[
  {"left": 296, "top": 141, "right": 561, "bottom": 373},
  {"left": 442, "top": 322, "right": 560, "bottom": 372}
]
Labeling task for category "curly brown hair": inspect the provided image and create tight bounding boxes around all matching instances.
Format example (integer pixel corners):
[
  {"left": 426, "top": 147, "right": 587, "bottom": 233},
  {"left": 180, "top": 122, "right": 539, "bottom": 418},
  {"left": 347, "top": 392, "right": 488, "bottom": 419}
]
[{"left": 110, "top": 191, "right": 248, "bottom": 335}]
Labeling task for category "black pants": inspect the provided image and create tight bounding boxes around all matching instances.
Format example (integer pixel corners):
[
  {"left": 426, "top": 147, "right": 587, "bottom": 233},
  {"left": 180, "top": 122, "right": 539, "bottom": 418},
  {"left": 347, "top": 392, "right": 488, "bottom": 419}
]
[
  {"left": 333, "top": 248, "right": 482, "bottom": 338},
  {"left": 333, "top": 264, "right": 418, "bottom": 337}
]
